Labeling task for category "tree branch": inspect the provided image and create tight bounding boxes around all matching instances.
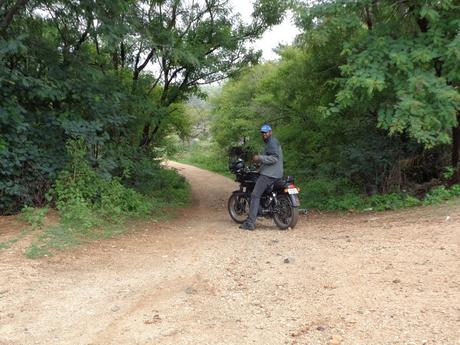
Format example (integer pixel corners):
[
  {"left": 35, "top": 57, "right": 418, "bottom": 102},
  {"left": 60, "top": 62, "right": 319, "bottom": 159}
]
[{"left": 1, "top": 0, "right": 29, "bottom": 32}]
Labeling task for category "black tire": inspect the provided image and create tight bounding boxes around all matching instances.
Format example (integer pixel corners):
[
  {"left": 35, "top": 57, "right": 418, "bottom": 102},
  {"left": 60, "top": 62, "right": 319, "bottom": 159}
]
[
  {"left": 228, "top": 193, "right": 250, "bottom": 224},
  {"left": 273, "top": 194, "right": 299, "bottom": 230}
]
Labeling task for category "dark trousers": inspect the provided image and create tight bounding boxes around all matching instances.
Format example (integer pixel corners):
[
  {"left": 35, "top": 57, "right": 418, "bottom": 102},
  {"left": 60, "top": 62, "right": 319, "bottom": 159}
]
[{"left": 247, "top": 175, "right": 278, "bottom": 226}]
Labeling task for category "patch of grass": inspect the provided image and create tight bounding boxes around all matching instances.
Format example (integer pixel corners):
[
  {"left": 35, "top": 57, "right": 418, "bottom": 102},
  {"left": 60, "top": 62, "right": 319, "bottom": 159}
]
[
  {"left": 297, "top": 177, "right": 460, "bottom": 212},
  {"left": 22, "top": 168, "right": 191, "bottom": 258},
  {"left": 25, "top": 243, "right": 52, "bottom": 259},
  {"left": 25, "top": 222, "right": 137, "bottom": 258},
  {"left": 19, "top": 206, "right": 48, "bottom": 229},
  {"left": 0, "top": 206, "right": 48, "bottom": 251},
  {"left": 174, "top": 142, "right": 232, "bottom": 178},
  {"left": 0, "top": 228, "right": 32, "bottom": 250}
]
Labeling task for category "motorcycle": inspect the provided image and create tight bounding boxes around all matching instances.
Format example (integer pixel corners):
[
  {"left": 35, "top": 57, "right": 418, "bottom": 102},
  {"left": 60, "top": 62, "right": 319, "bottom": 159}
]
[{"left": 228, "top": 158, "right": 300, "bottom": 230}]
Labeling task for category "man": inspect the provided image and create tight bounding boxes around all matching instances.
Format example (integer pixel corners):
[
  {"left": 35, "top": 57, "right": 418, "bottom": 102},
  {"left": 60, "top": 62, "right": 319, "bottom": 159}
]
[{"left": 240, "top": 124, "right": 283, "bottom": 231}]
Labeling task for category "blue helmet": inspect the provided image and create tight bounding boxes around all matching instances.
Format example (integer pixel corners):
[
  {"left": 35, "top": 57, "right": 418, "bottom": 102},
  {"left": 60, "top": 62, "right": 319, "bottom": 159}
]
[{"left": 260, "top": 124, "right": 272, "bottom": 133}]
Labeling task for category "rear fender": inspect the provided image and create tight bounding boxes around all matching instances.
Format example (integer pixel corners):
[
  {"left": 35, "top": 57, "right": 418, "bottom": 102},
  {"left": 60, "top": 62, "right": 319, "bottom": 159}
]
[{"left": 288, "top": 193, "right": 300, "bottom": 207}]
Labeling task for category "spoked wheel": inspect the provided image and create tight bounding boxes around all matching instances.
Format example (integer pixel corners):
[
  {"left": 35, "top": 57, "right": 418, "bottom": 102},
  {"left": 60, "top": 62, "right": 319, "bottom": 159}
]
[
  {"left": 273, "top": 194, "right": 299, "bottom": 230},
  {"left": 228, "top": 193, "right": 250, "bottom": 224}
]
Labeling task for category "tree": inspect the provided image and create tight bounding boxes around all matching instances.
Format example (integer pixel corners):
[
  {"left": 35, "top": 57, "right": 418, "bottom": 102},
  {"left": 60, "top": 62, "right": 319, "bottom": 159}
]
[
  {"left": 0, "top": 0, "right": 287, "bottom": 213},
  {"left": 297, "top": 0, "right": 460, "bottom": 181},
  {"left": 120, "top": 0, "right": 287, "bottom": 148}
]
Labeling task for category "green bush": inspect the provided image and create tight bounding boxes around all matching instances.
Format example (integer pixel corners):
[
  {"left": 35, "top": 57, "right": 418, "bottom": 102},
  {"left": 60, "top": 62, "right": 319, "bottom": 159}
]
[
  {"left": 23, "top": 139, "right": 191, "bottom": 258},
  {"left": 297, "top": 178, "right": 360, "bottom": 211},
  {"left": 423, "top": 186, "right": 460, "bottom": 205},
  {"left": 175, "top": 141, "right": 230, "bottom": 177},
  {"left": 146, "top": 168, "right": 191, "bottom": 206},
  {"left": 19, "top": 206, "right": 49, "bottom": 229},
  {"left": 368, "top": 193, "right": 421, "bottom": 211},
  {"left": 55, "top": 140, "right": 156, "bottom": 227},
  {"left": 298, "top": 176, "right": 459, "bottom": 212},
  {"left": 450, "top": 184, "right": 460, "bottom": 196}
]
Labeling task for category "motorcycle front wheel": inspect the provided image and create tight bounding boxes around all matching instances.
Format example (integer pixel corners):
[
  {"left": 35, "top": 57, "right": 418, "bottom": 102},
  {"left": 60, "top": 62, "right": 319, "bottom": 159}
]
[
  {"left": 228, "top": 193, "right": 250, "bottom": 224},
  {"left": 273, "top": 194, "right": 299, "bottom": 230}
]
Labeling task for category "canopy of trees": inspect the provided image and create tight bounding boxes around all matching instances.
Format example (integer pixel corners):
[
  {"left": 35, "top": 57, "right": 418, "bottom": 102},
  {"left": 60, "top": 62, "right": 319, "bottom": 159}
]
[
  {"left": 1, "top": 0, "right": 459, "bottom": 214},
  {"left": 0, "top": 0, "right": 284, "bottom": 214},
  {"left": 211, "top": 0, "right": 460, "bottom": 201}
]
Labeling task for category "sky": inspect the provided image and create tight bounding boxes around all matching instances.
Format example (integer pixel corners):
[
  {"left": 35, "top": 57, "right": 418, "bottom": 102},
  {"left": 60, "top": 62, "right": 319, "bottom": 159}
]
[{"left": 230, "top": 0, "right": 301, "bottom": 61}]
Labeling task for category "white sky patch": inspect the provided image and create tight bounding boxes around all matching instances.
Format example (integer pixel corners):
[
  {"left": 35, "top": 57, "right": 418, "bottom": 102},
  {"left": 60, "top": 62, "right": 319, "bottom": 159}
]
[{"left": 230, "top": 0, "right": 301, "bottom": 61}]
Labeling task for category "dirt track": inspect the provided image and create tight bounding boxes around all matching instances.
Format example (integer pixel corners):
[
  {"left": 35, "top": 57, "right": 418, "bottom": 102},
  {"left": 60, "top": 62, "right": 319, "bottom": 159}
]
[{"left": 0, "top": 162, "right": 459, "bottom": 345}]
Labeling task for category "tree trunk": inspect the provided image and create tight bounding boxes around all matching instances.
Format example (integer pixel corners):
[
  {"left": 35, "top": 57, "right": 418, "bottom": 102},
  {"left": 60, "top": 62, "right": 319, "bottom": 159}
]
[
  {"left": 1, "top": 0, "right": 29, "bottom": 32},
  {"left": 139, "top": 123, "right": 150, "bottom": 148},
  {"left": 452, "top": 112, "right": 460, "bottom": 184}
]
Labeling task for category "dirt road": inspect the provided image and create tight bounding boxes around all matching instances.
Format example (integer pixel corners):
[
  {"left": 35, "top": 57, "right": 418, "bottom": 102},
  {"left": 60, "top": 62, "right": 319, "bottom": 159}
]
[{"left": 0, "top": 162, "right": 459, "bottom": 345}]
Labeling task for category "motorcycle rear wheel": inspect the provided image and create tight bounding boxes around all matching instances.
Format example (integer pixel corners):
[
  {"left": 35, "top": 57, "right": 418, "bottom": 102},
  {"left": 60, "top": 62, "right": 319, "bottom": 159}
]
[
  {"left": 273, "top": 194, "right": 299, "bottom": 230},
  {"left": 228, "top": 193, "right": 250, "bottom": 224}
]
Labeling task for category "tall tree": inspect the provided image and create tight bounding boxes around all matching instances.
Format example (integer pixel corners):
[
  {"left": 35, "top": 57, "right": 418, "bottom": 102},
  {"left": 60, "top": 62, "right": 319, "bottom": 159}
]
[
  {"left": 122, "top": 0, "right": 286, "bottom": 148},
  {"left": 297, "top": 0, "right": 460, "bottom": 181},
  {"left": 0, "top": 0, "right": 286, "bottom": 213}
]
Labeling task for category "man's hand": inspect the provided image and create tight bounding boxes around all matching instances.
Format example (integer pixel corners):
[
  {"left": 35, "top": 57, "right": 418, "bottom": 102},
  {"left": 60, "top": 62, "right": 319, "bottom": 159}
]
[{"left": 252, "top": 155, "right": 260, "bottom": 162}]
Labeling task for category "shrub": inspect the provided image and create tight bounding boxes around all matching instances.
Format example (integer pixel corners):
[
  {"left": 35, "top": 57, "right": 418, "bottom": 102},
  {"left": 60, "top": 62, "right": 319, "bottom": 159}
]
[
  {"left": 55, "top": 140, "right": 156, "bottom": 228},
  {"left": 297, "top": 177, "right": 359, "bottom": 211},
  {"left": 174, "top": 140, "right": 230, "bottom": 177},
  {"left": 19, "top": 206, "right": 49, "bottom": 229},
  {"left": 368, "top": 193, "right": 421, "bottom": 211},
  {"left": 423, "top": 186, "right": 457, "bottom": 205}
]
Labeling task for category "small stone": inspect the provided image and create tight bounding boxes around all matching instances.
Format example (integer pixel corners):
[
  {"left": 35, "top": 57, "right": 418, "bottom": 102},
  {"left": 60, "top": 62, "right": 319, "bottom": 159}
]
[
  {"left": 111, "top": 305, "right": 120, "bottom": 312},
  {"left": 7, "top": 313, "right": 14, "bottom": 318},
  {"left": 393, "top": 279, "right": 401, "bottom": 284},
  {"left": 330, "top": 335, "right": 343, "bottom": 345},
  {"left": 317, "top": 325, "right": 326, "bottom": 331},
  {"left": 144, "top": 314, "right": 161, "bottom": 324},
  {"left": 185, "top": 287, "right": 197, "bottom": 295},
  {"left": 284, "top": 257, "right": 295, "bottom": 264}
]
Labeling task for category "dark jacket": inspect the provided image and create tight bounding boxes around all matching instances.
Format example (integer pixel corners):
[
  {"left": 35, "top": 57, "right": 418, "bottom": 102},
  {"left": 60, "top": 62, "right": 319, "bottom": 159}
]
[{"left": 258, "top": 136, "right": 283, "bottom": 179}]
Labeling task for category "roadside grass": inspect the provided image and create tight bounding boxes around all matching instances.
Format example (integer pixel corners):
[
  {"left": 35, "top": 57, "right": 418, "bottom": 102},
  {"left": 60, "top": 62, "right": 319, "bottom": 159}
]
[
  {"left": 175, "top": 145, "right": 460, "bottom": 213},
  {"left": 0, "top": 229, "right": 30, "bottom": 250},
  {"left": 1, "top": 173, "right": 191, "bottom": 259},
  {"left": 21, "top": 191, "right": 190, "bottom": 259},
  {"left": 174, "top": 142, "right": 232, "bottom": 178},
  {"left": 297, "top": 178, "right": 460, "bottom": 212},
  {"left": 0, "top": 206, "right": 49, "bottom": 251}
]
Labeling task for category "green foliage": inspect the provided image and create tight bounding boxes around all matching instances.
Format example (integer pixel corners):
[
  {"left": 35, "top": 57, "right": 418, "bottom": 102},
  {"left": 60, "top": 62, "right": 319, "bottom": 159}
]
[
  {"left": 22, "top": 139, "right": 190, "bottom": 257},
  {"left": 368, "top": 194, "right": 421, "bottom": 211},
  {"left": 297, "top": 177, "right": 459, "bottom": 212},
  {"left": 203, "top": 0, "right": 460, "bottom": 212},
  {"left": 1, "top": 0, "right": 279, "bottom": 215},
  {"left": 423, "top": 185, "right": 460, "bottom": 205},
  {"left": 298, "top": 0, "right": 460, "bottom": 148},
  {"left": 297, "top": 178, "right": 359, "bottom": 211},
  {"left": 0, "top": 228, "right": 29, "bottom": 251},
  {"left": 55, "top": 140, "right": 155, "bottom": 226},
  {"left": 175, "top": 140, "right": 231, "bottom": 178},
  {"left": 442, "top": 167, "right": 455, "bottom": 180},
  {"left": 19, "top": 206, "right": 48, "bottom": 230}
]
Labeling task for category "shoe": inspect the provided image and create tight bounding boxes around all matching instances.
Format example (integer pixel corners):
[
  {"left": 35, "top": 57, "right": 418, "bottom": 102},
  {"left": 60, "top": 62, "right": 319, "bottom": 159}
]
[{"left": 239, "top": 222, "right": 255, "bottom": 231}]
